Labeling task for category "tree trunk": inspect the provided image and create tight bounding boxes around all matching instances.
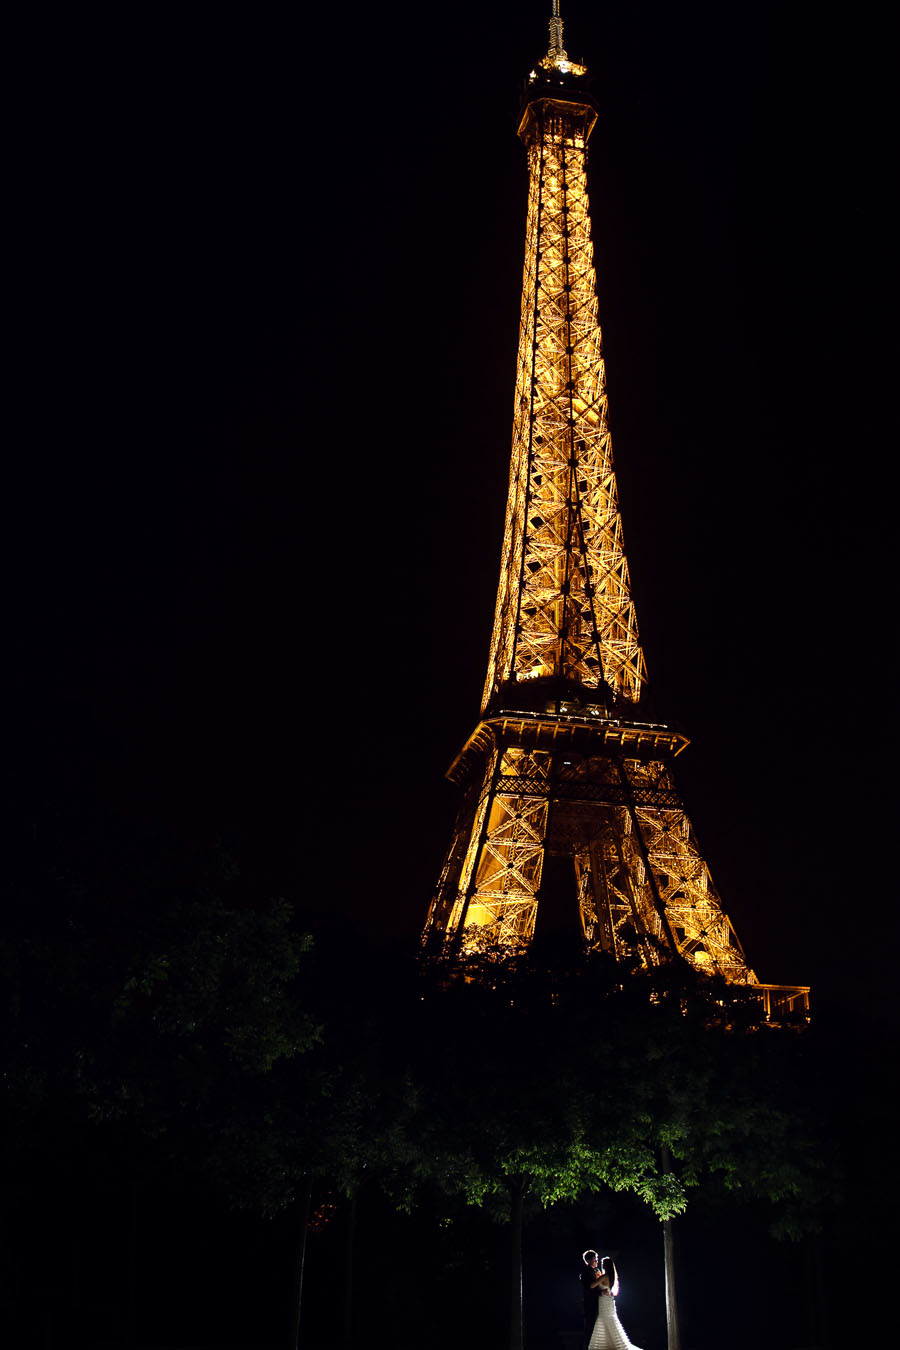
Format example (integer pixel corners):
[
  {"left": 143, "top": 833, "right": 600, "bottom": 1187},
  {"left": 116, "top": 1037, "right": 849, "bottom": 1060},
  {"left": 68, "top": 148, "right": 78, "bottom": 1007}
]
[
  {"left": 288, "top": 1177, "right": 312, "bottom": 1350},
  {"left": 343, "top": 1189, "right": 358, "bottom": 1350},
  {"left": 660, "top": 1145, "right": 681, "bottom": 1350},
  {"left": 806, "top": 1230, "right": 828, "bottom": 1350},
  {"left": 127, "top": 1183, "right": 137, "bottom": 1348},
  {"left": 662, "top": 1217, "right": 681, "bottom": 1350},
  {"left": 509, "top": 1177, "right": 525, "bottom": 1350}
]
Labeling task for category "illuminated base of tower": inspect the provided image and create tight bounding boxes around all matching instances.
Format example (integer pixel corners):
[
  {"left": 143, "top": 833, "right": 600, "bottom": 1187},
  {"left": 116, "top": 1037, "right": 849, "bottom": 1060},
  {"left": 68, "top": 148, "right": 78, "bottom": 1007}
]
[{"left": 423, "top": 694, "right": 808, "bottom": 1017}]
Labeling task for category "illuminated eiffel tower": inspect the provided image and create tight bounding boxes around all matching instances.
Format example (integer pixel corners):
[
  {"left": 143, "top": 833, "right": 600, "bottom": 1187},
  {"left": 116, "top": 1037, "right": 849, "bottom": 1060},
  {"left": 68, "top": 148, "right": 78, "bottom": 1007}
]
[{"left": 423, "top": 6, "right": 808, "bottom": 1018}]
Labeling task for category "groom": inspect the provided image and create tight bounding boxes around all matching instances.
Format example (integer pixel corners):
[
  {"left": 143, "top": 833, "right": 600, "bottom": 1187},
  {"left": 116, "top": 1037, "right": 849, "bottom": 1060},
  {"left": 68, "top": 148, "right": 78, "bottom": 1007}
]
[{"left": 580, "top": 1249, "right": 605, "bottom": 1348}]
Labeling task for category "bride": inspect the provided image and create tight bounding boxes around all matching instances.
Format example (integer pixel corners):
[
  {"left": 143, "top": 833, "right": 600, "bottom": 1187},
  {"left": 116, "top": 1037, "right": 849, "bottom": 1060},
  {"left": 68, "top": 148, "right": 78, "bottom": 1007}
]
[{"left": 587, "top": 1256, "right": 643, "bottom": 1350}]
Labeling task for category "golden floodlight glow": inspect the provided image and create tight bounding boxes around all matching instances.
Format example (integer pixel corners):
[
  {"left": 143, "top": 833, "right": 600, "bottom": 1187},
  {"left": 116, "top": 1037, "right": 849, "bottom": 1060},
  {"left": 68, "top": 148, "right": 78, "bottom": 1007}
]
[{"left": 422, "top": 10, "right": 808, "bottom": 1018}]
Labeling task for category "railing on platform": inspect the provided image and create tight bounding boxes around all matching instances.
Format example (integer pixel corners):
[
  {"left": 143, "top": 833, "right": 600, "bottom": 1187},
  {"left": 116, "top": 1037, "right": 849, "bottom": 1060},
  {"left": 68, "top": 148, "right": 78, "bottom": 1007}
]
[{"left": 752, "top": 983, "right": 811, "bottom": 1020}]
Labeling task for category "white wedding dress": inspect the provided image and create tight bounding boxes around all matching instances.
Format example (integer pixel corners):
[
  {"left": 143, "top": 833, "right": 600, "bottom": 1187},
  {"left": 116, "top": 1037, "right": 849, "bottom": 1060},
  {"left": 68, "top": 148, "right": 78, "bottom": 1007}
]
[{"left": 587, "top": 1292, "right": 643, "bottom": 1350}]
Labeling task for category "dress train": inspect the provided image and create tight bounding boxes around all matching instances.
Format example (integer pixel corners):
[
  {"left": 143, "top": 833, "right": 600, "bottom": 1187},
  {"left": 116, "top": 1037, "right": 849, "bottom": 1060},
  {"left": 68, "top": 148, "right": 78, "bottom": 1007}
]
[{"left": 586, "top": 1293, "right": 642, "bottom": 1350}]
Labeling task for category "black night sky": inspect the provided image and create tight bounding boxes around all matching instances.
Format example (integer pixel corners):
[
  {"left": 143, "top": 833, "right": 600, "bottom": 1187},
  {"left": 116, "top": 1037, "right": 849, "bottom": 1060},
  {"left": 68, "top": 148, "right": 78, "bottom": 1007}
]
[
  {"left": 4, "top": 3, "right": 898, "bottom": 1342},
  {"left": 11, "top": 1, "right": 895, "bottom": 1013}
]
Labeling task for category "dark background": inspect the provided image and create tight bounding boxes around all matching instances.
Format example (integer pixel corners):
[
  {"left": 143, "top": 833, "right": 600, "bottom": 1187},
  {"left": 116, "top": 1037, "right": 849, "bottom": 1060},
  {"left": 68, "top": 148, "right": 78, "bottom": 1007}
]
[
  {"left": 9, "top": 0, "right": 894, "bottom": 1014},
  {"left": 4, "top": 2, "right": 896, "bottom": 1343}
]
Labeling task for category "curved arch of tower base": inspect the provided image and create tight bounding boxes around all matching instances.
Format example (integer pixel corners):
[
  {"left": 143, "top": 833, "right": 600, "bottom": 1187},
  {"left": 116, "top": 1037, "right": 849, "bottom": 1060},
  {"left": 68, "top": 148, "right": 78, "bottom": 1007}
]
[
  {"left": 424, "top": 719, "right": 746, "bottom": 976},
  {"left": 423, "top": 714, "right": 808, "bottom": 1019}
]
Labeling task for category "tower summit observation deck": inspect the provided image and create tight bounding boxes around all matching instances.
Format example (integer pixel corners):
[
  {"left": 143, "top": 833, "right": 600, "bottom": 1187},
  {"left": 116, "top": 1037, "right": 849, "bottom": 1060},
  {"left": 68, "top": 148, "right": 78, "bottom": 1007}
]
[{"left": 422, "top": 6, "right": 808, "bottom": 1020}]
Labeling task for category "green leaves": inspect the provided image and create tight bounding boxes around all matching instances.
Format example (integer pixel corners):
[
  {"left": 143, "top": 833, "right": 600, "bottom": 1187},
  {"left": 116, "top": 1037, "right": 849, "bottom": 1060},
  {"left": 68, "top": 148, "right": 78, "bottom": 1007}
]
[
  {"left": 634, "top": 1170, "right": 688, "bottom": 1220},
  {"left": 394, "top": 950, "right": 831, "bottom": 1241},
  {"left": 3, "top": 802, "right": 839, "bottom": 1249}
]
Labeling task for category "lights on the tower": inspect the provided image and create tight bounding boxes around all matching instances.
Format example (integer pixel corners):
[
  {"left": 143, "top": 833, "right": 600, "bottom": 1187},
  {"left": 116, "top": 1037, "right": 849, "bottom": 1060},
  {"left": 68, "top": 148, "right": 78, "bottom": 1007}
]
[
  {"left": 464, "top": 903, "right": 494, "bottom": 929},
  {"left": 537, "top": 55, "right": 587, "bottom": 78},
  {"left": 422, "top": 8, "right": 809, "bottom": 1021},
  {"left": 520, "top": 663, "right": 551, "bottom": 681},
  {"left": 482, "top": 94, "right": 646, "bottom": 710},
  {"left": 538, "top": 0, "right": 587, "bottom": 78}
]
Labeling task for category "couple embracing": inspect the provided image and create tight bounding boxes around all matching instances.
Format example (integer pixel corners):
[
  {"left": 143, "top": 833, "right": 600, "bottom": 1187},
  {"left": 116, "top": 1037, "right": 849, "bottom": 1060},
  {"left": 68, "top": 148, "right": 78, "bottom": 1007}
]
[{"left": 580, "top": 1249, "right": 642, "bottom": 1350}]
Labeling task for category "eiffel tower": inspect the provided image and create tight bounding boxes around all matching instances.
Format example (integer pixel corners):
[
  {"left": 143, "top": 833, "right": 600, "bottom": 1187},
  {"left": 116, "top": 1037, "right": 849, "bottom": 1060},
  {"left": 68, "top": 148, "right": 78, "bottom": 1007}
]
[{"left": 423, "top": 5, "right": 808, "bottom": 1019}]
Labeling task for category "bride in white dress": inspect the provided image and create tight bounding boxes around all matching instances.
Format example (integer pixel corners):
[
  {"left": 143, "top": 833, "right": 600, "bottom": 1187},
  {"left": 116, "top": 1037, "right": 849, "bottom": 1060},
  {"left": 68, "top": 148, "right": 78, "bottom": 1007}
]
[{"left": 587, "top": 1257, "right": 643, "bottom": 1350}]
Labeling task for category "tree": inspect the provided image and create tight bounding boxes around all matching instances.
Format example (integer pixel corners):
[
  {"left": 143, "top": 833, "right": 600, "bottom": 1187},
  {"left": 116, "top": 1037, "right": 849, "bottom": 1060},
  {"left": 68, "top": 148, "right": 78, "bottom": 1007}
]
[
  {"left": 402, "top": 945, "right": 679, "bottom": 1350},
  {"left": 2, "top": 805, "right": 323, "bottom": 1346},
  {"left": 1, "top": 803, "right": 843, "bottom": 1348},
  {"left": 401, "top": 944, "right": 832, "bottom": 1350}
]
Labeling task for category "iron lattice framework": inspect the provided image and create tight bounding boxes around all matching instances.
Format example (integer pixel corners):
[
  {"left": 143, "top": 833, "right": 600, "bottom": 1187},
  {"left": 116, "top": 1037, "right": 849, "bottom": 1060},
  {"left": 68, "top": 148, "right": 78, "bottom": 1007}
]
[
  {"left": 423, "top": 12, "right": 807, "bottom": 1019},
  {"left": 482, "top": 68, "right": 644, "bottom": 710}
]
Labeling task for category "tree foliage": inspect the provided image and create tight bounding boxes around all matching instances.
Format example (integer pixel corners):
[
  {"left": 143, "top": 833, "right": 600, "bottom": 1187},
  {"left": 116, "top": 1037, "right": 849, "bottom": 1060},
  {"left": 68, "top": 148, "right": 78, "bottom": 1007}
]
[
  {"left": 3, "top": 805, "right": 848, "bottom": 1347},
  {"left": 403, "top": 943, "right": 830, "bottom": 1237}
]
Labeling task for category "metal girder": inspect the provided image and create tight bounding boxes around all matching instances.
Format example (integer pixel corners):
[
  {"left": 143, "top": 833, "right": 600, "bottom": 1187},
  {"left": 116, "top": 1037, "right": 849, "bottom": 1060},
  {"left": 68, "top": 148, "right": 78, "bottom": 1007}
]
[
  {"left": 422, "top": 33, "right": 809, "bottom": 1018},
  {"left": 483, "top": 87, "right": 645, "bottom": 711},
  {"left": 423, "top": 732, "right": 758, "bottom": 985}
]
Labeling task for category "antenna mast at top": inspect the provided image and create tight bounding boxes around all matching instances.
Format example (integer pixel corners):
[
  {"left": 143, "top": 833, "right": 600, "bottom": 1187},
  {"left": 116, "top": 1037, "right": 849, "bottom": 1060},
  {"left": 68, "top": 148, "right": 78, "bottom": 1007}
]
[
  {"left": 548, "top": 1, "right": 565, "bottom": 62},
  {"left": 538, "top": 1, "right": 587, "bottom": 77}
]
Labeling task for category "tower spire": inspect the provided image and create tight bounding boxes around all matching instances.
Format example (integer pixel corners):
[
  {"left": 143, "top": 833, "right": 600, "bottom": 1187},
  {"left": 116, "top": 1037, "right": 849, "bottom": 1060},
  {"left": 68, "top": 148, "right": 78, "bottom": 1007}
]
[
  {"left": 422, "top": 15, "right": 808, "bottom": 1022},
  {"left": 539, "top": 1, "right": 587, "bottom": 76},
  {"left": 548, "top": 0, "right": 565, "bottom": 62}
]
